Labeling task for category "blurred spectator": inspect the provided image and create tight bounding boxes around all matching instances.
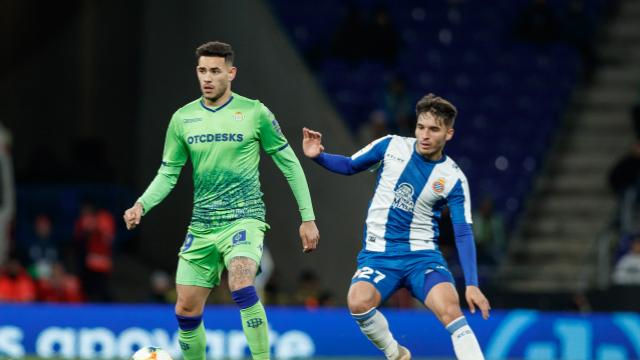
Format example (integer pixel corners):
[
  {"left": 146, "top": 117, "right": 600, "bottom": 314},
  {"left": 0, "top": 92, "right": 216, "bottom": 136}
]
[
  {"left": 0, "top": 258, "right": 36, "bottom": 302},
  {"left": 615, "top": 232, "right": 640, "bottom": 261},
  {"left": 333, "top": 5, "right": 369, "bottom": 63},
  {"left": 357, "top": 110, "right": 389, "bottom": 146},
  {"left": 441, "top": 205, "right": 494, "bottom": 285},
  {"left": 608, "top": 141, "right": 640, "bottom": 234},
  {"left": 254, "top": 246, "right": 274, "bottom": 295},
  {"left": 633, "top": 102, "right": 640, "bottom": 139},
  {"left": 514, "top": 0, "right": 560, "bottom": 44},
  {"left": 317, "top": 290, "right": 336, "bottom": 306},
  {"left": 73, "top": 199, "right": 116, "bottom": 302},
  {"left": 364, "top": 6, "right": 400, "bottom": 64},
  {"left": 333, "top": 5, "right": 400, "bottom": 64},
  {"left": 0, "top": 122, "right": 14, "bottom": 266},
  {"left": 148, "top": 270, "right": 176, "bottom": 303},
  {"left": 293, "top": 269, "right": 322, "bottom": 309},
  {"left": 473, "top": 197, "right": 507, "bottom": 265},
  {"left": 561, "top": 0, "right": 597, "bottom": 80},
  {"left": 262, "top": 269, "right": 290, "bottom": 305},
  {"left": 25, "top": 214, "right": 60, "bottom": 280},
  {"left": 383, "top": 76, "right": 415, "bottom": 136},
  {"left": 567, "top": 291, "right": 592, "bottom": 313},
  {"left": 612, "top": 236, "right": 640, "bottom": 285},
  {"left": 37, "top": 262, "right": 83, "bottom": 302}
]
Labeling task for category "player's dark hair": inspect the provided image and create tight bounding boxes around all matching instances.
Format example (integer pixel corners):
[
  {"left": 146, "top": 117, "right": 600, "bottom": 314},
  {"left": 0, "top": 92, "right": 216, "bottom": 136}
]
[
  {"left": 195, "top": 41, "right": 234, "bottom": 65},
  {"left": 415, "top": 93, "right": 458, "bottom": 127}
]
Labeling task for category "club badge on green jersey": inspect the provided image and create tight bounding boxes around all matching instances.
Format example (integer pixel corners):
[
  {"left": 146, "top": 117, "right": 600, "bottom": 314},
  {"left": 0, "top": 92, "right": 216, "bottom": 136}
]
[
  {"left": 233, "top": 111, "right": 244, "bottom": 121},
  {"left": 272, "top": 119, "right": 283, "bottom": 135},
  {"left": 265, "top": 106, "right": 283, "bottom": 135}
]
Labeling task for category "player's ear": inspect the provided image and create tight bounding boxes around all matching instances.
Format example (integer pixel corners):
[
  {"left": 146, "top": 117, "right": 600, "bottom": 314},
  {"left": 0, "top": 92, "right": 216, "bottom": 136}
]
[
  {"left": 446, "top": 127, "right": 454, "bottom": 141},
  {"left": 228, "top": 66, "right": 237, "bottom": 81}
]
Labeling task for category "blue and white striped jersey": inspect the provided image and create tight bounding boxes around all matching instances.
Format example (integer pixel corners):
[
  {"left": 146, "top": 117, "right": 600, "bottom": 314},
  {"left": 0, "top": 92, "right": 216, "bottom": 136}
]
[
  {"left": 350, "top": 135, "right": 472, "bottom": 253},
  {"left": 313, "top": 134, "right": 479, "bottom": 285}
]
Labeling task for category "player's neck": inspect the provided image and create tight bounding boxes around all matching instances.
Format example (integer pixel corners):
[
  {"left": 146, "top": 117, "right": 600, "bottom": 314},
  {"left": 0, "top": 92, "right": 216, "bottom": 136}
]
[
  {"left": 417, "top": 145, "right": 444, "bottom": 162},
  {"left": 424, "top": 152, "right": 444, "bottom": 161},
  {"left": 202, "top": 90, "right": 232, "bottom": 108}
]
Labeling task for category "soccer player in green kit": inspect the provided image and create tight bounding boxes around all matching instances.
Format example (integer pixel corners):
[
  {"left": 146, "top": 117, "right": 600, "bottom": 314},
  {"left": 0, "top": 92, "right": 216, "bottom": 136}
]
[{"left": 123, "top": 41, "right": 320, "bottom": 360}]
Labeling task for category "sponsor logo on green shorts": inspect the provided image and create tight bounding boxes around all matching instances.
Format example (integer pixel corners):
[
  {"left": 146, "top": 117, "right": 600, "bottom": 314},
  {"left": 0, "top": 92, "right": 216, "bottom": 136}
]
[{"left": 232, "top": 230, "right": 248, "bottom": 246}]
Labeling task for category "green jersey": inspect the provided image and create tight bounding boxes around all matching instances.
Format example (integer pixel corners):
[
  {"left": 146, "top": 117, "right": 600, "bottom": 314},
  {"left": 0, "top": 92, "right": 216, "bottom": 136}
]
[{"left": 138, "top": 92, "right": 315, "bottom": 230}]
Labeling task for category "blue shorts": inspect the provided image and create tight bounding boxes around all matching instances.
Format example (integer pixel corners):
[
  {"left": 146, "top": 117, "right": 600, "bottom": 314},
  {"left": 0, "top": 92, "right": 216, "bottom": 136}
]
[{"left": 351, "top": 250, "right": 455, "bottom": 303}]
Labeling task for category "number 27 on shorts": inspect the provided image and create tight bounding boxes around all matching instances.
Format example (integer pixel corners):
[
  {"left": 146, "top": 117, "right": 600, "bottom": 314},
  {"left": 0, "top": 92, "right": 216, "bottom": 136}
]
[{"left": 353, "top": 266, "right": 386, "bottom": 283}]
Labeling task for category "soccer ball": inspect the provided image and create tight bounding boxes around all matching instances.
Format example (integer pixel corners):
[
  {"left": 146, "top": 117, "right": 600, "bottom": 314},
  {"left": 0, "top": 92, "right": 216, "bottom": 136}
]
[{"left": 130, "top": 346, "right": 173, "bottom": 360}]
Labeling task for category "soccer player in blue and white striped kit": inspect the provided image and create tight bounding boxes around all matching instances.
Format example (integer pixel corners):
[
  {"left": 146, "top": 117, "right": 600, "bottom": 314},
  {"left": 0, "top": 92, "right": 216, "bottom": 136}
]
[{"left": 303, "top": 93, "right": 490, "bottom": 360}]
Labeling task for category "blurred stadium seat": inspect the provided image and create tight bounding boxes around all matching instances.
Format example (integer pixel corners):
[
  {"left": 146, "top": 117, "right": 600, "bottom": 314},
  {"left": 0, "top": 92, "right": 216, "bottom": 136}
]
[{"left": 268, "top": 0, "right": 605, "bottom": 226}]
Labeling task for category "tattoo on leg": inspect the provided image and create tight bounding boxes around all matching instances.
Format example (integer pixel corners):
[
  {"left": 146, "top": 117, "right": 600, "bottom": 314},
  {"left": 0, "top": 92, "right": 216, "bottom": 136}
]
[{"left": 228, "top": 257, "right": 257, "bottom": 289}]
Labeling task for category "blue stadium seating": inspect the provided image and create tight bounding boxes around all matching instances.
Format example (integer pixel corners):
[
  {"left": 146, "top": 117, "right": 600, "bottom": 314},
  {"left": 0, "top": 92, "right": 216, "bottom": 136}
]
[{"left": 268, "top": 0, "right": 606, "bottom": 224}]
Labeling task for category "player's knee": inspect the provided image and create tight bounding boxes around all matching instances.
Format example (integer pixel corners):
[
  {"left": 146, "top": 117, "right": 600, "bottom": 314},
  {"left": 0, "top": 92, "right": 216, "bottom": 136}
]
[
  {"left": 349, "top": 302, "right": 374, "bottom": 315},
  {"left": 347, "top": 291, "right": 377, "bottom": 314},
  {"left": 228, "top": 277, "right": 253, "bottom": 292},
  {"left": 439, "top": 304, "right": 463, "bottom": 325},
  {"left": 175, "top": 298, "right": 201, "bottom": 316}
]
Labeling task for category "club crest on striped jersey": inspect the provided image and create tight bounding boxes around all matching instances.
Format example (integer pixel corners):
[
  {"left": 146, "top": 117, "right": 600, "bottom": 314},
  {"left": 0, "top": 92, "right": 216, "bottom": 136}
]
[
  {"left": 233, "top": 111, "right": 244, "bottom": 121},
  {"left": 432, "top": 178, "right": 446, "bottom": 193},
  {"left": 392, "top": 183, "right": 415, "bottom": 212}
]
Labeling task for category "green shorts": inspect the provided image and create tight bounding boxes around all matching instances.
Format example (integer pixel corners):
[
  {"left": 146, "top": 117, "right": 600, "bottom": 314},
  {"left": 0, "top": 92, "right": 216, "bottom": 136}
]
[{"left": 176, "top": 218, "right": 268, "bottom": 288}]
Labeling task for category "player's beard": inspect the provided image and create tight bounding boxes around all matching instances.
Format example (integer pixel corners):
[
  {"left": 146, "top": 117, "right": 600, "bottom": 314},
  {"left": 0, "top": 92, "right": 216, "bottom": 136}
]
[
  {"left": 204, "top": 82, "right": 228, "bottom": 104},
  {"left": 416, "top": 142, "right": 445, "bottom": 159}
]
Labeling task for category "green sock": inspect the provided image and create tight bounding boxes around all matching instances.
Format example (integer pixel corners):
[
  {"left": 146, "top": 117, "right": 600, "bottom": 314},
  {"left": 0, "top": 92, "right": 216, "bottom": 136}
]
[
  {"left": 240, "top": 301, "right": 270, "bottom": 359},
  {"left": 178, "top": 322, "right": 206, "bottom": 360}
]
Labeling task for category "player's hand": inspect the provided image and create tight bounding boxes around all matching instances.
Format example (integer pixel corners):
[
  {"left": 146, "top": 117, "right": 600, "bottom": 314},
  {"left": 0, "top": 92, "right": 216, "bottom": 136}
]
[
  {"left": 465, "top": 285, "right": 491, "bottom": 320},
  {"left": 123, "top": 202, "right": 144, "bottom": 230},
  {"left": 299, "top": 220, "right": 320, "bottom": 253},
  {"left": 302, "top": 127, "right": 325, "bottom": 159}
]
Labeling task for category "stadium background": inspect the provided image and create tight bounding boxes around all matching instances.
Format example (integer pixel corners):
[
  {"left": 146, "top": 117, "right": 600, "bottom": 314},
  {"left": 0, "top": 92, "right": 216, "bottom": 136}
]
[{"left": 1, "top": 0, "right": 639, "bottom": 359}]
